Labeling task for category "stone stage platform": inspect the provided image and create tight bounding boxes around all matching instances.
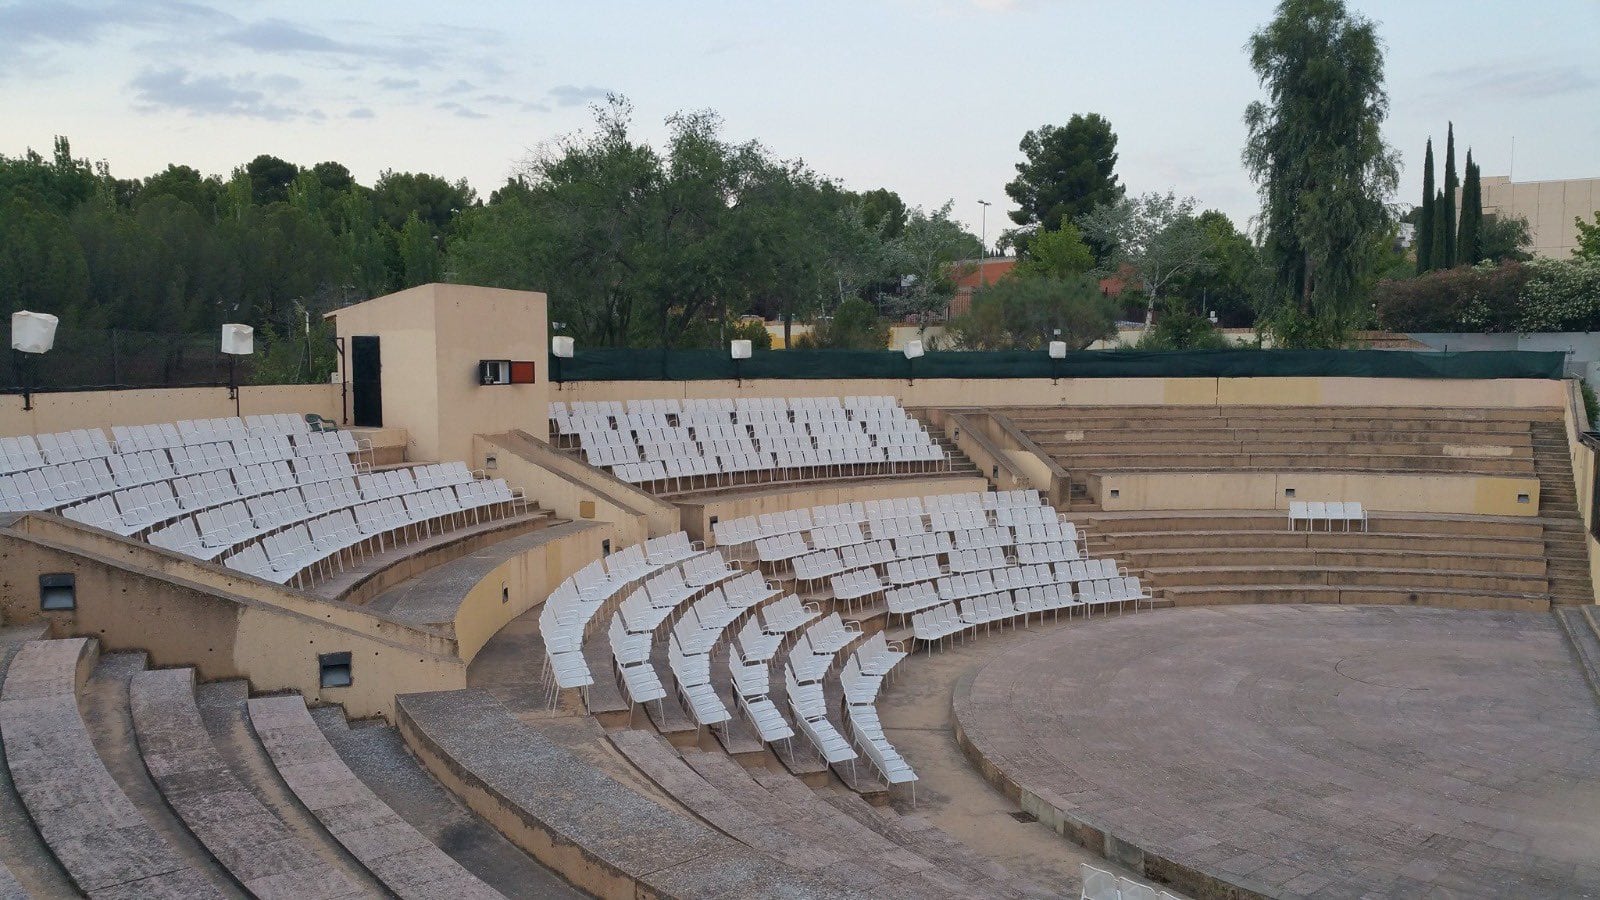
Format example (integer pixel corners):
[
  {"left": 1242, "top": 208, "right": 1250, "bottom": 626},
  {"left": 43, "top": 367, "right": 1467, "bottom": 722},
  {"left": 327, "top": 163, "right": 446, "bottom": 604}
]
[{"left": 953, "top": 604, "right": 1600, "bottom": 899}]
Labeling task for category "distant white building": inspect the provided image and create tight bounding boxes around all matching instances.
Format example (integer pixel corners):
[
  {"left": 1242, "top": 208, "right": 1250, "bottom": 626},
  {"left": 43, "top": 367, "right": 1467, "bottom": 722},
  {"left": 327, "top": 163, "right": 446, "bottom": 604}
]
[{"left": 1477, "top": 175, "right": 1599, "bottom": 259}]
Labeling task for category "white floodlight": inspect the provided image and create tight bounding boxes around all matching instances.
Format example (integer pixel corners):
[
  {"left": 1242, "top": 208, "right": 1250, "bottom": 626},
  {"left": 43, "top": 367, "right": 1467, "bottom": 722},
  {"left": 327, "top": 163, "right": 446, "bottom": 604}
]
[
  {"left": 903, "top": 340, "right": 924, "bottom": 360},
  {"left": 1048, "top": 341, "right": 1067, "bottom": 359},
  {"left": 11, "top": 311, "right": 58, "bottom": 354},
  {"left": 552, "top": 336, "right": 575, "bottom": 358},
  {"left": 730, "top": 339, "right": 753, "bottom": 360},
  {"left": 220, "top": 323, "right": 254, "bottom": 355}
]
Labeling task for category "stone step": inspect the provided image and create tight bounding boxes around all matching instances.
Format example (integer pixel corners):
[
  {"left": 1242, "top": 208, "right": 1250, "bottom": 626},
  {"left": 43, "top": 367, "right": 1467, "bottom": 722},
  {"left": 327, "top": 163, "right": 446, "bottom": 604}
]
[
  {"left": 1160, "top": 583, "right": 1548, "bottom": 613},
  {"left": 128, "top": 669, "right": 376, "bottom": 899},
  {"left": 1116, "top": 546, "right": 1546, "bottom": 576},
  {"left": 245, "top": 695, "right": 503, "bottom": 899},
  {"left": 1, "top": 639, "right": 226, "bottom": 897},
  {"left": 609, "top": 732, "right": 921, "bottom": 896},
  {"left": 1555, "top": 609, "right": 1600, "bottom": 703},
  {"left": 1143, "top": 564, "right": 1544, "bottom": 593},
  {"left": 0, "top": 624, "right": 76, "bottom": 899},
  {"left": 312, "top": 706, "right": 576, "bottom": 897},
  {"left": 1084, "top": 512, "right": 1545, "bottom": 539},
  {"left": 82, "top": 651, "right": 244, "bottom": 896},
  {"left": 194, "top": 680, "right": 385, "bottom": 895},
  {"left": 1096, "top": 529, "right": 1542, "bottom": 555}
]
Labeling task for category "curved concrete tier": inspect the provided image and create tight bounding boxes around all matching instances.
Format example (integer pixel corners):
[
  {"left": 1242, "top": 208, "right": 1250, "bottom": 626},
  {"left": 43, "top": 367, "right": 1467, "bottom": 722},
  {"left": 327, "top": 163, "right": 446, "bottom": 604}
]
[
  {"left": 953, "top": 605, "right": 1600, "bottom": 899},
  {"left": 0, "top": 638, "right": 224, "bottom": 898},
  {"left": 128, "top": 667, "right": 371, "bottom": 899}
]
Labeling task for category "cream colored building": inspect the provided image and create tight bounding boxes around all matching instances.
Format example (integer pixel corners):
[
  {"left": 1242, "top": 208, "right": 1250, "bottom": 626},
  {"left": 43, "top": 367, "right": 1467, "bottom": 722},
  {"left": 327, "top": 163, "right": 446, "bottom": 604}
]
[{"left": 1479, "top": 175, "right": 1600, "bottom": 259}]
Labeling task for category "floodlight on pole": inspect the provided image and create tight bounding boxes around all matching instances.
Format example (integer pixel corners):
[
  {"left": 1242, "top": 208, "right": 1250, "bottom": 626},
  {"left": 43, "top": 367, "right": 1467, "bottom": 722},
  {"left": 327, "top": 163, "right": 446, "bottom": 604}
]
[
  {"left": 1048, "top": 340, "right": 1067, "bottom": 384},
  {"left": 731, "top": 338, "right": 752, "bottom": 385},
  {"left": 11, "top": 311, "right": 57, "bottom": 412},
  {"left": 903, "top": 339, "right": 923, "bottom": 385},
  {"left": 221, "top": 323, "right": 254, "bottom": 417},
  {"left": 552, "top": 335, "right": 574, "bottom": 388}
]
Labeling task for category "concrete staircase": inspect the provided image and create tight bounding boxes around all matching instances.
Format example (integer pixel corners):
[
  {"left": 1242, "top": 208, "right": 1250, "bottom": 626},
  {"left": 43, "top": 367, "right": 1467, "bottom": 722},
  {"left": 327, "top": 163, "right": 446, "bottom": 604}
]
[{"left": 1530, "top": 422, "right": 1595, "bottom": 606}]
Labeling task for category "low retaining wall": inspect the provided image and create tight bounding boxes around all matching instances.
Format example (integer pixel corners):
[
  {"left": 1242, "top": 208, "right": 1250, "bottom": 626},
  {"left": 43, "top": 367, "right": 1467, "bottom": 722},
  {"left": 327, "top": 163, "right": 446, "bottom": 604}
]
[{"left": 1088, "top": 471, "right": 1541, "bottom": 517}]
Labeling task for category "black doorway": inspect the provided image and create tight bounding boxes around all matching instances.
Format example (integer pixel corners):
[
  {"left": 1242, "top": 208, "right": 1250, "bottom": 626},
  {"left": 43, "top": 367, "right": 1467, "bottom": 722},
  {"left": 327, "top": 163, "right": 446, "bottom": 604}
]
[{"left": 351, "top": 335, "right": 382, "bottom": 427}]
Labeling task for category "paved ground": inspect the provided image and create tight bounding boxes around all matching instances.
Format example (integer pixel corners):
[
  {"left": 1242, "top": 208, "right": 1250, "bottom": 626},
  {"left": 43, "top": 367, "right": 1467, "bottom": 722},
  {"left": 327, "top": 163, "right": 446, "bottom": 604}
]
[
  {"left": 875, "top": 617, "right": 1155, "bottom": 895},
  {"left": 955, "top": 604, "right": 1600, "bottom": 899}
]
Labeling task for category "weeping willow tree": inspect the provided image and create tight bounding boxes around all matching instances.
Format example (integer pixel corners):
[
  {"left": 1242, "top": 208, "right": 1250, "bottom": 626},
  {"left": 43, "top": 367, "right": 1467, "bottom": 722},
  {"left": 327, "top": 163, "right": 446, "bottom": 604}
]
[{"left": 1243, "top": 0, "right": 1399, "bottom": 347}]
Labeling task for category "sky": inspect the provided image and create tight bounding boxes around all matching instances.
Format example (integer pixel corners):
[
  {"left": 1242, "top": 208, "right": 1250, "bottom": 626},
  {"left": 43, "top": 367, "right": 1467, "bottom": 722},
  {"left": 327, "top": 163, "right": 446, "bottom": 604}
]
[{"left": 3, "top": 0, "right": 1597, "bottom": 244}]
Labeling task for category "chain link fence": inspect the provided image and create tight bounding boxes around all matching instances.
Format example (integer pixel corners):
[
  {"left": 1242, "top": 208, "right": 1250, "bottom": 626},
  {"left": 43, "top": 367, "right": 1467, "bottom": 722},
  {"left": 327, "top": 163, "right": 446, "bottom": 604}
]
[{"left": 1, "top": 325, "right": 257, "bottom": 393}]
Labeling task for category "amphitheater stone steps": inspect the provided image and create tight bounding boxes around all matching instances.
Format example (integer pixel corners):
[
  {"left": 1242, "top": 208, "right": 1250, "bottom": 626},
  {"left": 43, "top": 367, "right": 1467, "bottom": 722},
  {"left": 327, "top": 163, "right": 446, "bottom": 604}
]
[
  {"left": 310, "top": 705, "right": 584, "bottom": 898},
  {"left": 1555, "top": 608, "right": 1600, "bottom": 704},
  {"left": 0, "top": 624, "right": 76, "bottom": 899},
  {"left": 1116, "top": 545, "right": 1546, "bottom": 575},
  {"left": 245, "top": 694, "right": 504, "bottom": 899},
  {"left": 193, "top": 679, "right": 386, "bottom": 896},
  {"left": 81, "top": 650, "right": 245, "bottom": 897},
  {"left": 1, "top": 638, "right": 227, "bottom": 897},
  {"left": 127, "top": 668, "right": 375, "bottom": 899},
  {"left": 1143, "top": 563, "right": 1545, "bottom": 593},
  {"left": 611, "top": 728, "right": 1026, "bottom": 899},
  {"left": 1530, "top": 422, "right": 1595, "bottom": 606}
]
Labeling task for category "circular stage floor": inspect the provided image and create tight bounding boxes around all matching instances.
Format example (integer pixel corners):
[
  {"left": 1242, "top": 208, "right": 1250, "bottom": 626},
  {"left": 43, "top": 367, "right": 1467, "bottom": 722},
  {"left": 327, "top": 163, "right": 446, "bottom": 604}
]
[{"left": 953, "top": 605, "right": 1600, "bottom": 899}]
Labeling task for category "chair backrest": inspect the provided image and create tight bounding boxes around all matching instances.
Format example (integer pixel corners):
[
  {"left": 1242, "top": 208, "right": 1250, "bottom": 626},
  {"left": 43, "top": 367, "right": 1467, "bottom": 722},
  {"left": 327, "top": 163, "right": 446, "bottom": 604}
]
[{"left": 1080, "top": 864, "right": 1120, "bottom": 900}]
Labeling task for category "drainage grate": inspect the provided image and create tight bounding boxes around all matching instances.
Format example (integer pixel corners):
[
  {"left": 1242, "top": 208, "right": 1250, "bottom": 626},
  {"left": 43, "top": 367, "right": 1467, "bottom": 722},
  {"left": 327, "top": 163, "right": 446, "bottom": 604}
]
[{"left": 1009, "top": 810, "right": 1038, "bottom": 823}]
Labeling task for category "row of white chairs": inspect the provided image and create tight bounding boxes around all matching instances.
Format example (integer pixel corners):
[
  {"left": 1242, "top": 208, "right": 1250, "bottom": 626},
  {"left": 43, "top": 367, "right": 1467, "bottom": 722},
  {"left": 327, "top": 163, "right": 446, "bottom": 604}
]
[
  {"left": 1287, "top": 500, "right": 1369, "bottom": 532},
  {"left": 541, "top": 533, "right": 712, "bottom": 695},
  {"left": 1080, "top": 863, "right": 1182, "bottom": 900},
  {"left": 911, "top": 576, "right": 1151, "bottom": 643},
  {"left": 222, "top": 481, "right": 515, "bottom": 587},
  {"left": 714, "top": 489, "right": 1049, "bottom": 549},
  {"left": 755, "top": 517, "right": 1081, "bottom": 572},
  {"left": 0, "top": 430, "right": 111, "bottom": 473},
  {"left": 151, "top": 475, "right": 516, "bottom": 564}
]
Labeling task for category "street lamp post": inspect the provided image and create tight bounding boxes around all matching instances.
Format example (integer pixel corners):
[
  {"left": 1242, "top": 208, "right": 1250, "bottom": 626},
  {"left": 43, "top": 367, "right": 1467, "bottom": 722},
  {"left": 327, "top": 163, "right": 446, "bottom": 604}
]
[{"left": 977, "top": 200, "right": 992, "bottom": 288}]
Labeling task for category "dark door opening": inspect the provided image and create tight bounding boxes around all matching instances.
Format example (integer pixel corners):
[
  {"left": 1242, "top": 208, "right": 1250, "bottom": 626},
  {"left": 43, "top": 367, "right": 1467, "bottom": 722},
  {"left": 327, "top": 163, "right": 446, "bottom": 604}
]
[{"left": 351, "top": 335, "right": 382, "bottom": 427}]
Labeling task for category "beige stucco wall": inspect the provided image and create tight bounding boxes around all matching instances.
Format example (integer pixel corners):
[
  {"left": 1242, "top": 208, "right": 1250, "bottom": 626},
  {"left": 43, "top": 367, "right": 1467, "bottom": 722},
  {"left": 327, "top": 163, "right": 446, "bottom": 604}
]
[
  {"left": 1561, "top": 380, "right": 1600, "bottom": 602},
  {"left": 1480, "top": 174, "right": 1600, "bottom": 259},
  {"left": 473, "top": 432, "right": 672, "bottom": 547},
  {"left": 0, "top": 521, "right": 465, "bottom": 719},
  {"left": 449, "top": 522, "right": 606, "bottom": 664},
  {"left": 329, "top": 283, "right": 550, "bottom": 465},
  {"left": 0, "top": 383, "right": 339, "bottom": 439},
  {"left": 557, "top": 376, "right": 1565, "bottom": 411},
  {"left": 683, "top": 475, "right": 988, "bottom": 546},
  {"left": 1089, "top": 471, "right": 1541, "bottom": 517}
]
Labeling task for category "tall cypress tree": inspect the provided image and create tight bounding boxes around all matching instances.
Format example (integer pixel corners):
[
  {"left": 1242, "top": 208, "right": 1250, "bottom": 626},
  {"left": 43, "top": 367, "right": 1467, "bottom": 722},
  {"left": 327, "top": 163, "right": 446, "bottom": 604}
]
[
  {"left": 1416, "top": 137, "right": 1435, "bottom": 273},
  {"left": 1458, "top": 151, "right": 1482, "bottom": 265},
  {"left": 1432, "top": 188, "right": 1448, "bottom": 267},
  {"left": 1441, "top": 122, "right": 1458, "bottom": 267}
]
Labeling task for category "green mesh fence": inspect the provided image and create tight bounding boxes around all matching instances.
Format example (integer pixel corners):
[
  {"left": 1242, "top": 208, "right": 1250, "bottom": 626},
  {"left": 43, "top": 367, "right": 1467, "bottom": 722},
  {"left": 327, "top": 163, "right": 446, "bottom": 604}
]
[
  {"left": 551, "top": 348, "right": 1566, "bottom": 382},
  {"left": 1, "top": 325, "right": 252, "bottom": 393}
]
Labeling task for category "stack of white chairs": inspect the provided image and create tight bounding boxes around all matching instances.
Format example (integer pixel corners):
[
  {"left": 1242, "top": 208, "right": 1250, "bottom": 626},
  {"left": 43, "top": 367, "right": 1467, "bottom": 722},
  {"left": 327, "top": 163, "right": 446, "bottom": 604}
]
[
  {"left": 726, "top": 643, "right": 793, "bottom": 742},
  {"left": 608, "top": 615, "right": 666, "bottom": 709},
  {"left": 784, "top": 667, "right": 856, "bottom": 765},
  {"left": 667, "top": 632, "right": 732, "bottom": 729}
]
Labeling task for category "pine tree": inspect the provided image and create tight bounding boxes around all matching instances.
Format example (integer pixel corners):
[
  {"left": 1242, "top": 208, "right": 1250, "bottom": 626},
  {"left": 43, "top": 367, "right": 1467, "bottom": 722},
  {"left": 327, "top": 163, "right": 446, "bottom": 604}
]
[
  {"left": 1441, "top": 122, "right": 1458, "bottom": 267},
  {"left": 1416, "top": 138, "right": 1435, "bottom": 273},
  {"left": 1458, "top": 151, "right": 1483, "bottom": 265}
]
